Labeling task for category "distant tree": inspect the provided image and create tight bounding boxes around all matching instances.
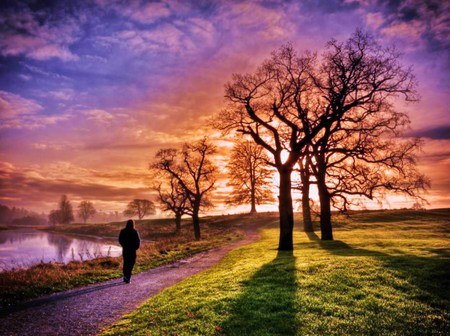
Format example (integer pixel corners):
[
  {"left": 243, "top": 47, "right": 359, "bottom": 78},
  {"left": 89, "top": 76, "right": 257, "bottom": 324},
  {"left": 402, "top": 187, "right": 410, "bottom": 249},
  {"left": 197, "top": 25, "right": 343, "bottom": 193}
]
[
  {"left": 58, "top": 195, "right": 74, "bottom": 224},
  {"left": 77, "top": 201, "right": 96, "bottom": 223},
  {"left": 411, "top": 201, "right": 426, "bottom": 211},
  {"left": 151, "top": 138, "right": 217, "bottom": 240},
  {"left": 48, "top": 210, "right": 60, "bottom": 225},
  {"left": 1, "top": 204, "right": 46, "bottom": 224},
  {"left": 226, "top": 140, "right": 274, "bottom": 213},
  {"left": 123, "top": 199, "right": 156, "bottom": 220},
  {"left": 154, "top": 177, "right": 189, "bottom": 231},
  {"left": 12, "top": 215, "right": 47, "bottom": 226}
]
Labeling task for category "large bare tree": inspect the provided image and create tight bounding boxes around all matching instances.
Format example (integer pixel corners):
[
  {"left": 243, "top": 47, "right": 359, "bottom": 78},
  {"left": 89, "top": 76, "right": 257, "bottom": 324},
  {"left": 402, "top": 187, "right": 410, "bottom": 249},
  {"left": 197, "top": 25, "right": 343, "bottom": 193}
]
[
  {"left": 226, "top": 140, "right": 274, "bottom": 213},
  {"left": 151, "top": 138, "right": 217, "bottom": 240},
  {"left": 123, "top": 199, "right": 156, "bottom": 220},
  {"left": 217, "top": 45, "right": 328, "bottom": 250},
  {"left": 309, "top": 31, "right": 427, "bottom": 240}
]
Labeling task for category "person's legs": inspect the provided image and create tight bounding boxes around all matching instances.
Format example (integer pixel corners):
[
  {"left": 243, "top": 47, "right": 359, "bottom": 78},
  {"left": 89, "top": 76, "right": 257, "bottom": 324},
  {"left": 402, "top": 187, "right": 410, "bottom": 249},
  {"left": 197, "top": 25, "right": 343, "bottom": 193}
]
[{"left": 123, "top": 250, "right": 136, "bottom": 283}]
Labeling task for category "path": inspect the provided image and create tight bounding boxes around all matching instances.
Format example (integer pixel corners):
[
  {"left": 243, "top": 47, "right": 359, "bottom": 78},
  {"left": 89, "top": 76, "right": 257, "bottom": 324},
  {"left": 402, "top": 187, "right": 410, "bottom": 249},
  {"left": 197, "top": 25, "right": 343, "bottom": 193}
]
[{"left": 0, "top": 220, "right": 271, "bottom": 336}]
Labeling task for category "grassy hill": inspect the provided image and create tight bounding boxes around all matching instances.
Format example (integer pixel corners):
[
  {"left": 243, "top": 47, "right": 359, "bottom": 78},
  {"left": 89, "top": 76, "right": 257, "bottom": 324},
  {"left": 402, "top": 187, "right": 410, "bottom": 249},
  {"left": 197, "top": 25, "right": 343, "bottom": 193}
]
[{"left": 102, "top": 209, "right": 449, "bottom": 335}]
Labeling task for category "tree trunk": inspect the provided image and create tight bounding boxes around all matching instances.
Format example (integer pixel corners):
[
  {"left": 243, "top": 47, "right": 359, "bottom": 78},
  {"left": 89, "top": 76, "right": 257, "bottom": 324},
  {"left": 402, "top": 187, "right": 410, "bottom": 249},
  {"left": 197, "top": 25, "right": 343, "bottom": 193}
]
[
  {"left": 300, "top": 170, "right": 313, "bottom": 232},
  {"left": 278, "top": 168, "right": 294, "bottom": 250},
  {"left": 175, "top": 213, "right": 182, "bottom": 232},
  {"left": 250, "top": 190, "right": 257, "bottom": 214},
  {"left": 192, "top": 205, "right": 201, "bottom": 240},
  {"left": 316, "top": 171, "right": 333, "bottom": 240}
]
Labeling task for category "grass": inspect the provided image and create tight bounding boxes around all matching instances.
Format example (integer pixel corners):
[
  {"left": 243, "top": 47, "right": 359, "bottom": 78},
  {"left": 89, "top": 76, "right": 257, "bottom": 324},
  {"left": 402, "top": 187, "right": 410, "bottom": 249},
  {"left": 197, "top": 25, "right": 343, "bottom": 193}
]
[
  {"left": 0, "top": 213, "right": 277, "bottom": 307},
  {"left": 101, "top": 209, "right": 449, "bottom": 336}
]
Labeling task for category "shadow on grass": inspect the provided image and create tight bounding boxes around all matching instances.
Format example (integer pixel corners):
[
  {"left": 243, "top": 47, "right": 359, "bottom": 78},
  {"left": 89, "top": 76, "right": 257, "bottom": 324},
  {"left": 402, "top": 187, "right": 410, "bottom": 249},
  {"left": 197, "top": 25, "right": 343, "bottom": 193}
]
[
  {"left": 220, "top": 250, "right": 298, "bottom": 336},
  {"left": 302, "top": 232, "right": 449, "bottom": 311}
]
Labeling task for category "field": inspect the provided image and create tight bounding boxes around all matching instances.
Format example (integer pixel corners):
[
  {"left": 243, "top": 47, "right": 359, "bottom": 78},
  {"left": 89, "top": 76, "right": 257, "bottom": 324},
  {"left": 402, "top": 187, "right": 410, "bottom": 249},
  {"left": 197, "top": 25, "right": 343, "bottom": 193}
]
[
  {"left": 0, "top": 213, "right": 277, "bottom": 306},
  {"left": 102, "top": 209, "right": 449, "bottom": 335}
]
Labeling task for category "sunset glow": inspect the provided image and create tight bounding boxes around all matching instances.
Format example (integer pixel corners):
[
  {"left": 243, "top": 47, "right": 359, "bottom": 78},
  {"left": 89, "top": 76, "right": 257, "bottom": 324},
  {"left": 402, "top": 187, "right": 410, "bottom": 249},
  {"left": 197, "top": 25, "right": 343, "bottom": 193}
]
[{"left": 0, "top": 0, "right": 449, "bottom": 214}]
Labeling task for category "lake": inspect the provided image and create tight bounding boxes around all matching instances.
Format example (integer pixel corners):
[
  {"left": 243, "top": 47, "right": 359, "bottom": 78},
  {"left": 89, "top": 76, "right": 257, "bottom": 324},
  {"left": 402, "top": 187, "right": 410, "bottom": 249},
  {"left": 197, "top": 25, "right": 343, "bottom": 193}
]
[{"left": 0, "top": 228, "right": 122, "bottom": 272}]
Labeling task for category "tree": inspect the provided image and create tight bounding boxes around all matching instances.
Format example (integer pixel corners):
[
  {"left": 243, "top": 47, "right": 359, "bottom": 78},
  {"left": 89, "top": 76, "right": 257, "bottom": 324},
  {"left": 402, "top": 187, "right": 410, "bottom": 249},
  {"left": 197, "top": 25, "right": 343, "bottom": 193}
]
[
  {"left": 123, "top": 199, "right": 156, "bottom": 220},
  {"left": 217, "top": 45, "right": 327, "bottom": 250},
  {"left": 226, "top": 140, "right": 274, "bottom": 213},
  {"left": 151, "top": 138, "right": 217, "bottom": 240},
  {"left": 297, "top": 154, "right": 314, "bottom": 232},
  {"left": 154, "top": 177, "right": 189, "bottom": 231},
  {"left": 58, "top": 195, "right": 74, "bottom": 224},
  {"left": 77, "top": 201, "right": 96, "bottom": 223},
  {"left": 308, "top": 30, "right": 427, "bottom": 240},
  {"left": 48, "top": 210, "right": 61, "bottom": 225}
]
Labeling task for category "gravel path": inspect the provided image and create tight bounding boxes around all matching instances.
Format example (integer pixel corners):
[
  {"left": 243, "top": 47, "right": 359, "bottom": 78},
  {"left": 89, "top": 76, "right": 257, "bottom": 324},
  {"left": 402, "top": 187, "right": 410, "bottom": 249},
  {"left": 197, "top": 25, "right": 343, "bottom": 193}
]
[{"left": 0, "top": 220, "right": 272, "bottom": 336}]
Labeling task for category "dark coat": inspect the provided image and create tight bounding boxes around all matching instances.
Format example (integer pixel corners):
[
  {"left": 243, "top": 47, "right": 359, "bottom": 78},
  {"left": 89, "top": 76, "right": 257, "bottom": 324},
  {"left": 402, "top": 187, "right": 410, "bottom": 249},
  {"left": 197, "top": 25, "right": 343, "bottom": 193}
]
[{"left": 118, "top": 228, "right": 140, "bottom": 251}]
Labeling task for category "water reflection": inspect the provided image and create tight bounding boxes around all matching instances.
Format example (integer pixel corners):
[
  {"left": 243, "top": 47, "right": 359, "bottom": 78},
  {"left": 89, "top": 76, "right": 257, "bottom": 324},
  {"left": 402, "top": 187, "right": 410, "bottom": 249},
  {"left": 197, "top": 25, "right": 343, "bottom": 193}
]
[
  {"left": 0, "top": 228, "right": 122, "bottom": 271},
  {"left": 47, "top": 234, "right": 73, "bottom": 261}
]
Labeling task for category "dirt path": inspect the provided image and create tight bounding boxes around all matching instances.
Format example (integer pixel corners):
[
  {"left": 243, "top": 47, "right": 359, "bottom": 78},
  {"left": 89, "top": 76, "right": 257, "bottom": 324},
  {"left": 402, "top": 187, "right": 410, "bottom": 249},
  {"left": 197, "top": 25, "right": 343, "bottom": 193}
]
[{"left": 0, "top": 220, "right": 272, "bottom": 336}]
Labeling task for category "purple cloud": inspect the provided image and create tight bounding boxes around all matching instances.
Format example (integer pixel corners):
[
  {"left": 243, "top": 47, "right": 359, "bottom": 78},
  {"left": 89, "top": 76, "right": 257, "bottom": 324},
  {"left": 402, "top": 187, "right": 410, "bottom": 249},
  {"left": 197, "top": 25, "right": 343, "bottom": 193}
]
[{"left": 0, "top": 3, "right": 80, "bottom": 61}]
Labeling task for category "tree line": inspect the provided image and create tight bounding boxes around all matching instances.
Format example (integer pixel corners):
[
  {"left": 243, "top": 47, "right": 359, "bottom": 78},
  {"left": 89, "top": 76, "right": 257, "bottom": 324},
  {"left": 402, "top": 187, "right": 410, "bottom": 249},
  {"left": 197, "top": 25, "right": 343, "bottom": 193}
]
[
  {"left": 47, "top": 197, "right": 157, "bottom": 225},
  {"left": 45, "top": 136, "right": 270, "bottom": 241}
]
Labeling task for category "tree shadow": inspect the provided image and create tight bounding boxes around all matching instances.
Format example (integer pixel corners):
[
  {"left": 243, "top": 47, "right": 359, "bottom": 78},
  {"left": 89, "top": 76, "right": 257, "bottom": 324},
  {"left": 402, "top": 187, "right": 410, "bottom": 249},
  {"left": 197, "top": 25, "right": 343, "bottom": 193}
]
[
  {"left": 299, "top": 235, "right": 449, "bottom": 311},
  {"left": 305, "top": 232, "right": 320, "bottom": 241},
  {"left": 220, "top": 250, "right": 298, "bottom": 335}
]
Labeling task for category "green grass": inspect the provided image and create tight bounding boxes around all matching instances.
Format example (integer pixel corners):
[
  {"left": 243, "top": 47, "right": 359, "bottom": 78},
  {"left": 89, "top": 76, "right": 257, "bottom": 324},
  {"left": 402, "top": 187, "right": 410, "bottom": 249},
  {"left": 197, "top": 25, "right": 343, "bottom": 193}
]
[
  {"left": 102, "top": 209, "right": 449, "bottom": 336},
  {"left": 0, "top": 213, "right": 277, "bottom": 306}
]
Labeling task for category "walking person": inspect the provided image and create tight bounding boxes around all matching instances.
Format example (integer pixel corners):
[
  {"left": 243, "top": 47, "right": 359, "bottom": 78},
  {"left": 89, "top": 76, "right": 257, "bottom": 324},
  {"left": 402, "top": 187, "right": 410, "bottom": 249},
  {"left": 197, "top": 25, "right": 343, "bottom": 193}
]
[{"left": 119, "top": 219, "right": 141, "bottom": 283}]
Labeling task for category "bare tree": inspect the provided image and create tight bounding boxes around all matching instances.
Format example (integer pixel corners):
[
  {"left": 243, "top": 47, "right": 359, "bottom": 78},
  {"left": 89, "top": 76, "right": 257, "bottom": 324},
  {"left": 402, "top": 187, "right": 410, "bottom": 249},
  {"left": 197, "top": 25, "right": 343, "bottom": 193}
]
[
  {"left": 154, "top": 177, "right": 189, "bottom": 231},
  {"left": 297, "top": 154, "right": 314, "bottom": 232},
  {"left": 217, "top": 45, "right": 327, "bottom": 250},
  {"left": 123, "top": 199, "right": 156, "bottom": 220},
  {"left": 57, "top": 195, "right": 74, "bottom": 224},
  {"left": 226, "top": 140, "right": 275, "bottom": 213},
  {"left": 77, "top": 201, "right": 96, "bottom": 223},
  {"left": 309, "top": 30, "right": 427, "bottom": 240},
  {"left": 151, "top": 138, "right": 217, "bottom": 240},
  {"left": 48, "top": 209, "right": 61, "bottom": 225}
]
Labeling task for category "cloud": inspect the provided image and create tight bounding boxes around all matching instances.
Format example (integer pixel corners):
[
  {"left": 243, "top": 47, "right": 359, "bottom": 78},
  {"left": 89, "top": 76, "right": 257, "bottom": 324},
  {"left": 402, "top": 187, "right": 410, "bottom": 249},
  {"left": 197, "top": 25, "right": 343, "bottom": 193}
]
[
  {"left": 365, "top": 12, "right": 384, "bottom": 29},
  {"left": 0, "top": 90, "right": 72, "bottom": 129},
  {"left": 120, "top": 1, "right": 172, "bottom": 24},
  {"left": 107, "top": 23, "right": 196, "bottom": 54},
  {"left": 0, "top": 3, "right": 80, "bottom": 61},
  {"left": 47, "top": 89, "right": 77, "bottom": 101},
  {"left": 362, "top": 0, "right": 450, "bottom": 52},
  {"left": 381, "top": 20, "right": 423, "bottom": 39},
  {"left": 21, "top": 63, "right": 72, "bottom": 81},
  {"left": 0, "top": 90, "right": 43, "bottom": 119},
  {"left": 408, "top": 125, "right": 450, "bottom": 140},
  {"left": 215, "top": 1, "right": 293, "bottom": 40},
  {"left": 0, "top": 161, "right": 154, "bottom": 211},
  {"left": 82, "top": 109, "right": 115, "bottom": 124}
]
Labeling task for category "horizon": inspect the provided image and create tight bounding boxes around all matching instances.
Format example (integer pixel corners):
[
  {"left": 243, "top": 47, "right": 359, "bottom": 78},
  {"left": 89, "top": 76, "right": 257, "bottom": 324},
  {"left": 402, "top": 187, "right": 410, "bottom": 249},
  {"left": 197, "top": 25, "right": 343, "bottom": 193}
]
[{"left": 1, "top": 0, "right": 449, "bottom": 214}]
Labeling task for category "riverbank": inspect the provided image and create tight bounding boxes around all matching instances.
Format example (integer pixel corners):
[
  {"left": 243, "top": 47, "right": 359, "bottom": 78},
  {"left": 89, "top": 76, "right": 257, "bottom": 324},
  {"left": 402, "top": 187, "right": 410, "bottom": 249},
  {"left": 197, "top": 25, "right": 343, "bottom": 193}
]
[
  {"left": 0, "top": 215, "right": 273, "bottom": 335},
  {"left": 0, "top": 213, "right": 277, "bottom": 307}
]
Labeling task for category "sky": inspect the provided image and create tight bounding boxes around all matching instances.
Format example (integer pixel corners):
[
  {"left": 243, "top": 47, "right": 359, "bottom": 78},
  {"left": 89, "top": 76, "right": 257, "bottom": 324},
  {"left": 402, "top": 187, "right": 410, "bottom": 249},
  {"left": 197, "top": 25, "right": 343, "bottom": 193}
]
[{"left": 0, "top": 0, "right": 449, "bottom": 215}]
